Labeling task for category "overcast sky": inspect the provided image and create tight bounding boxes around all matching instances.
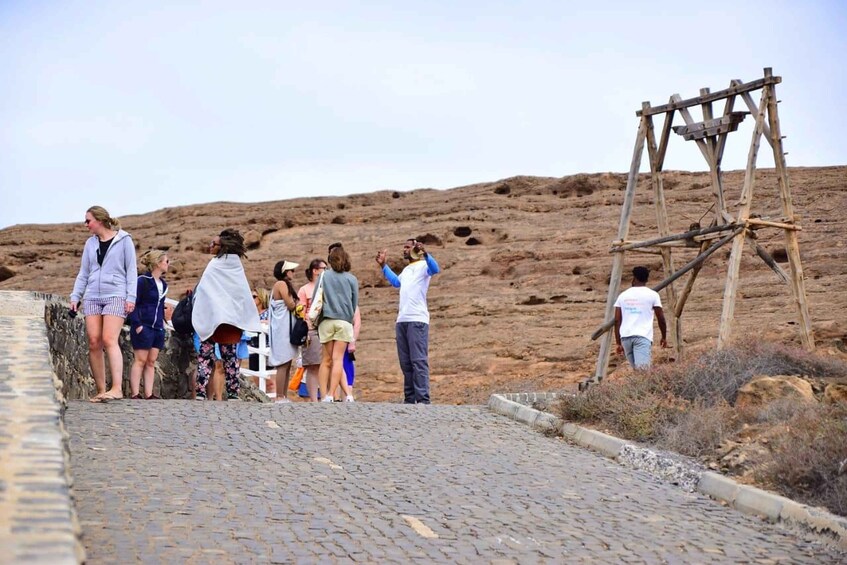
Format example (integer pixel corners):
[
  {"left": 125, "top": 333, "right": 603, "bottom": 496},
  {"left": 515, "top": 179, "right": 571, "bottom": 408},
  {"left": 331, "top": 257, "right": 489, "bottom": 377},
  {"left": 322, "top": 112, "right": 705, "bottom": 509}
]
[{"left": 1, "top": 1, "right": 845, "bottom": 228}]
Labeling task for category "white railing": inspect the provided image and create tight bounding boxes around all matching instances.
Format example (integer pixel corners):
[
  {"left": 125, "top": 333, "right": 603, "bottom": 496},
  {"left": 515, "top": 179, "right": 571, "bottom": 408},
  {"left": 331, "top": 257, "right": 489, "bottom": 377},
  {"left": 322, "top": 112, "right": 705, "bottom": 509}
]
[{"left": 164, "top": 298, "right": 276, "bottom": 398}]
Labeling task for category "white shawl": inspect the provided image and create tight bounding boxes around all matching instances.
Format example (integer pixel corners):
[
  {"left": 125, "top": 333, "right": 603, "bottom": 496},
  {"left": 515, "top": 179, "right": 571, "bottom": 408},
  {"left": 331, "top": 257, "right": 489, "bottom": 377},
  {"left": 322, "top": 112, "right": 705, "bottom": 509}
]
[{"left": 192, "top": 255, "right": 262, "bottom": 341}]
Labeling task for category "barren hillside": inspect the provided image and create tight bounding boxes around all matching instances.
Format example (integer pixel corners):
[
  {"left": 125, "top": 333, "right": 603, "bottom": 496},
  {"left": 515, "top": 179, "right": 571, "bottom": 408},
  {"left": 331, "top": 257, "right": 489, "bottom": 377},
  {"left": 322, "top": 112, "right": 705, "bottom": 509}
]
[{"left": 2, "top": 166, "right": 846, "bottom": 403}]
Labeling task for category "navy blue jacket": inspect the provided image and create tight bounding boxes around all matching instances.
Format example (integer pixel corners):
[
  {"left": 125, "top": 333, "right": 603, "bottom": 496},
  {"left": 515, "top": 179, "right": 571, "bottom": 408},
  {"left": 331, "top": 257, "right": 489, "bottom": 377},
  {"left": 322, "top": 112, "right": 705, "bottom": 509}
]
[{"left": 128, "top": 273, "right": 168, "bottom": 331}]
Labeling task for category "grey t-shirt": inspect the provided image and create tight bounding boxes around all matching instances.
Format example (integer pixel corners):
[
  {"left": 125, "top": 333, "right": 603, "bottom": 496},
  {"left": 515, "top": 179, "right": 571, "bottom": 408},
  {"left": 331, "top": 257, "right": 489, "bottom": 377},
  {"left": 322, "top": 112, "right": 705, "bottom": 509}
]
[{"left": 318, "top": 269, "right": 358, "bottom": 323}]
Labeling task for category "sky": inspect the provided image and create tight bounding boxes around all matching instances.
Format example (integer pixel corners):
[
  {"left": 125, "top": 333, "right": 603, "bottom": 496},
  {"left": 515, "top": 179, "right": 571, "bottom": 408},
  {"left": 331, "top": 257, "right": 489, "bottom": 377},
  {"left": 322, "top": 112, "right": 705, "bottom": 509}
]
[{"left": 1, "top": 1, "right": 845, "bottom": 228}]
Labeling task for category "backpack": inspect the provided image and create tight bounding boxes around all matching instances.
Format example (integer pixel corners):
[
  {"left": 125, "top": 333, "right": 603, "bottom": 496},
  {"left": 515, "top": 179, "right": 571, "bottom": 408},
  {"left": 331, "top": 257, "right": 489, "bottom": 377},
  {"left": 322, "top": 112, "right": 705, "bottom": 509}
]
[
  {"left": 290, "top": 310, "right": 309, "bottom": 346},
  {"left": 171, "top": 291, "right": 195, "bottom": 336}
]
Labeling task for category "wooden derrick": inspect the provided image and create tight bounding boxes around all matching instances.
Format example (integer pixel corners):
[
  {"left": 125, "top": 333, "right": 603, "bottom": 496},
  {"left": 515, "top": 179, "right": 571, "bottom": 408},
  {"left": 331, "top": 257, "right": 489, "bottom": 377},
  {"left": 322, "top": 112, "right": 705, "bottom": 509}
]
[{"left": 589, "top": 68, "right": 814, "bottom": 384}]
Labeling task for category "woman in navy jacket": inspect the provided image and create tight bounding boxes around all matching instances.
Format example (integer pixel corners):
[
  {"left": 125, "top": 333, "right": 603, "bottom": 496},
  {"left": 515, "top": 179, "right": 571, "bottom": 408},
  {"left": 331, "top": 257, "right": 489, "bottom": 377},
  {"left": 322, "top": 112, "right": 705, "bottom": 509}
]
[{"left": 127, "top": 250, "right": 170, "bottom": 399}]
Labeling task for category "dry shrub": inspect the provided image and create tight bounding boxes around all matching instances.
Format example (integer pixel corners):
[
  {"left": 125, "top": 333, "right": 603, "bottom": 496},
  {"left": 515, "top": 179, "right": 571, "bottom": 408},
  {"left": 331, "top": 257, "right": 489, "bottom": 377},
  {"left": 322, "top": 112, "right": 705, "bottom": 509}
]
[
  {"left": 757, "top": 403, "right": 847, "bottom": 515},
  {"left": 657, "top": 400, "right": 738, "bottom": 457},
  {"left": 556, "top": 371, "right": 683, "bottom": 441},
  {"left": 665, "top": 340, "right": 847, "bottom": 405}
]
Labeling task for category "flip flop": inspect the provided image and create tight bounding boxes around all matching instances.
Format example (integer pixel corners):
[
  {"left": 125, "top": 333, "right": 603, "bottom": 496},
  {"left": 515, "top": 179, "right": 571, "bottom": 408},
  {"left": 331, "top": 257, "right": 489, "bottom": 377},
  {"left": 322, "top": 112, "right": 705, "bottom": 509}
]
[{"left": 90, "top": 393, "right": 123, "bottom": 403}]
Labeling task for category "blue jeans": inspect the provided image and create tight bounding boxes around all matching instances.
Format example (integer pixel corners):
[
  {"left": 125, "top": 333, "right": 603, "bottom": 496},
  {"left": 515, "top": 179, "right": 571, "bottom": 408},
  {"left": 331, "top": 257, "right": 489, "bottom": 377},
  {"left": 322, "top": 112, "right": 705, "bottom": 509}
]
[
  {"left": 622, "top": 336, "right": 652, "bottom": 369},
  {"left": 396, "top": 322, "right": 430, "bottom": 404}
]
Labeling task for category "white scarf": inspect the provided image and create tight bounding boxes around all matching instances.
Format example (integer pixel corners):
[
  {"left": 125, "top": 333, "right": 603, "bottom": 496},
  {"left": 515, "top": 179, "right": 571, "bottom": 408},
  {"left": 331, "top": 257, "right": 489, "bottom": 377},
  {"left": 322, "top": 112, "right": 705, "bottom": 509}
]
[{"left": 192, "top": 254, "right": 262, "bottom": 341}]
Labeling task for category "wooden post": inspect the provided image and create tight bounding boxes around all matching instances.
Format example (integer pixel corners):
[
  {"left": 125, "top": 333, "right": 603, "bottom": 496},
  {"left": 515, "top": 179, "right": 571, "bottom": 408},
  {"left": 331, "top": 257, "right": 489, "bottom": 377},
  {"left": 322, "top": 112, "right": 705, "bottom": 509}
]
[
  {"left": 593, "top": 119, "right": 647, "bottom": 380},
  {"left": 673, "top": 95, "right": 726, "bottom": 223},
  {"left": 718, "top": 86, "right": 768, "bottom": 347},
  {"left": 764, "top": 68, "right": 815, "bottom": 349},
  {"left": 643, "top": 103, "right": 681, "bottom": 357}
]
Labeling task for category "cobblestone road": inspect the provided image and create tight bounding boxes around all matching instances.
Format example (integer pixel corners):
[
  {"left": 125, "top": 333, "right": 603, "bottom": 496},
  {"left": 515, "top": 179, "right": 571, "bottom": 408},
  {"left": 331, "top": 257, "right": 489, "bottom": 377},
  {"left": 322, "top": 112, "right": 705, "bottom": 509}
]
[{"left": 66, "top": 401, "right": 844, "bottom": 563}]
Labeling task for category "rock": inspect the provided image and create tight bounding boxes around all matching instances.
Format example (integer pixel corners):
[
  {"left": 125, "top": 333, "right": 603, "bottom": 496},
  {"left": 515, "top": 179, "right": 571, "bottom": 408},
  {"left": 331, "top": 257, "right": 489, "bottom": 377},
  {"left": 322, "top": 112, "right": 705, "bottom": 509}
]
[
  {"left": 813, "top": 319, "right": 843, "bottom": 339},
  {"left": 0, "top": 265, "right": 15, "bottom": 282},
  {"left": 243, "top": 229, "right": 262, "bottom": 250},
  {"left": 824, "top": 384, "right": 847, "bottom": 405},
  {"left": 735, "top": 375, "right": 816, "bottom": 410}
]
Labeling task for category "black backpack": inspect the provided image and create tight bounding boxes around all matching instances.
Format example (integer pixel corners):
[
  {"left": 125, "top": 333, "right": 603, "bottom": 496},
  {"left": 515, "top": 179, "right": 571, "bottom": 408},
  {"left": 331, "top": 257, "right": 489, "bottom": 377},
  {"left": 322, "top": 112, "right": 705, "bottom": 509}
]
[
  {"left": 171, "top": 291, "right": 195, "bottom": 336},
  {"left": 290, "top": 311, "right": 308, "bottom": 346}
]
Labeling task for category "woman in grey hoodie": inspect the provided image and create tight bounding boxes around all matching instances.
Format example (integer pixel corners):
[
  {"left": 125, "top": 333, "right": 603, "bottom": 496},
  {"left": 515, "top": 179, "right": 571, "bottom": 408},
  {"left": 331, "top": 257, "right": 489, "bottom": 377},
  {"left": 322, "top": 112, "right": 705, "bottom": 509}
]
[{"left": 70, "top": 206, "right": 137, "bottom": 402}]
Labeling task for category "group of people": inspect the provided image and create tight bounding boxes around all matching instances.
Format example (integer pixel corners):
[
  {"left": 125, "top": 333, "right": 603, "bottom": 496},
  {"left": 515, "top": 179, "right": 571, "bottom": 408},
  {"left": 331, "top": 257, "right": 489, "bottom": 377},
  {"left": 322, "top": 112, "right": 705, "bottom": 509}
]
[{"left": 70, "top": 205, "right": 443, "bottom": 404}]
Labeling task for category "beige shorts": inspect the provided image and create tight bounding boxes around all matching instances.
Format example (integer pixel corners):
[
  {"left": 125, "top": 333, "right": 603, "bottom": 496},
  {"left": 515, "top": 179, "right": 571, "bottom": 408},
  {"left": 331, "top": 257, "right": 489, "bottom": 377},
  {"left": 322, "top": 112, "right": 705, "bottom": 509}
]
[{"left": 318, "top": 319, "right": 354, "bottom": 344}]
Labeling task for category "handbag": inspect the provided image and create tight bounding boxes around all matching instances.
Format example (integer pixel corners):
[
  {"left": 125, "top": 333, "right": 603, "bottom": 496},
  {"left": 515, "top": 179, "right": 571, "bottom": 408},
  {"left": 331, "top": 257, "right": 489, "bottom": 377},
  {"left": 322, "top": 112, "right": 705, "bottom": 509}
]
[
  {"left": 289, "top": 310, "right": 309, "bottom": 346},
  {"left": 171, "top": 290, "right": 195, "bottom": 335},
  {"left": 288, "top": 366, "right": 305, "bottom": 391},
  {"left": 307, "top": 272, "right": 324, "bottom": 326}
]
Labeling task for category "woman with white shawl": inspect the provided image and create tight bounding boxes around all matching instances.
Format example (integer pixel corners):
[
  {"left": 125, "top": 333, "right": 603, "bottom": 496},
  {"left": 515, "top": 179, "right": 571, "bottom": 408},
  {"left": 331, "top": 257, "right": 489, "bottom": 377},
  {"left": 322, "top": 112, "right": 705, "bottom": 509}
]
[
  {"left": 192, "top": 229, "right": 262, "bottom": 400},
  {"left": 268, "top": 259, "right": 300, "bottom": 402}
]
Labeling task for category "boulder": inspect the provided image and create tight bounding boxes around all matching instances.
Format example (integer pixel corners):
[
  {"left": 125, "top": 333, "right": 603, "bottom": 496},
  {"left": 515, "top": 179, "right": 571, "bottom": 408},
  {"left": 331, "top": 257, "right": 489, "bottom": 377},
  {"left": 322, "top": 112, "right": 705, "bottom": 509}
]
[
  {"left": 0, "top": 265, "right": 15, "bottom": 282},
  {"left": 824, "top": 384, "right": 847, "bottom": 405},
  {"left": 735, "top": 375, "right": 816, "bottom": 410},
  {"left": 243, "top": 229, "right": 262, "bottom": 250}
]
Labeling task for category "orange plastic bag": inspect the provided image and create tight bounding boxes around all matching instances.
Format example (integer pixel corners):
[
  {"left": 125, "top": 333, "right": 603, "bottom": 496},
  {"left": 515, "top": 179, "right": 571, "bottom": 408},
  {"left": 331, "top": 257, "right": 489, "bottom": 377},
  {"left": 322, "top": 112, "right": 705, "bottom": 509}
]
[{"left": 288, "top": 366, "right": 305, "bottom": 391}]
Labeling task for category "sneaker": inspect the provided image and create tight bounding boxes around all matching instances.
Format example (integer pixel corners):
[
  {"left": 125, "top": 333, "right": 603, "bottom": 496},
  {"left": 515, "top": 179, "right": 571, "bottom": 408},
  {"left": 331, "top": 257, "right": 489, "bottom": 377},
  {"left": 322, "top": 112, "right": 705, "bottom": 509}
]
[
  {"left": 321, "top": 396, "right": 334, "bottom": 403},
  {"left": 227, "top": 393, "right": 241, "bottom": 401},
  {"left": 345, "top": 396, "right": 355, "bottom": 402},
  {"left": 274, "top": 397, "right": 291, "bottom": 404},
  {"left": 194, "top": 394, "right": 206, "bottom": 401}
]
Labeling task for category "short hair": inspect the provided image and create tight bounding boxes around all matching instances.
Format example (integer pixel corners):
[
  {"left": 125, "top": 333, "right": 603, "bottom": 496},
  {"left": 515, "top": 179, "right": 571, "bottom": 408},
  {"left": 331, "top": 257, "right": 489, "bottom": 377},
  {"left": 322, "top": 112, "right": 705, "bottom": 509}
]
[
  {"left": 633, "top": 266, "right": 650, "bottom": 283},
  {"left": 87, "top": 205, "right": 121, "bottom": 230},
  {"left": 217, "top": 228, "right": 246, "bottom": 258},
  {"left": 139, "top": 249, "right": 167, "bottom": 272},
  {"left": 305, "top": 258, "right": 326, "bottom": 282},
  {"left": 328, "top": 246, "right": 351, "bottom": 272}
]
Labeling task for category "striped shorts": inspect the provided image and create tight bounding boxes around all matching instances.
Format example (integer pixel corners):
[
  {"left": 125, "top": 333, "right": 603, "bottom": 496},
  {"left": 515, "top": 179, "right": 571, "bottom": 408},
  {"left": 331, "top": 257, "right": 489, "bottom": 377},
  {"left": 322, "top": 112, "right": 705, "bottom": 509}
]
[{"left": 83, "top": 297, "right": 127, "bottom": 318}]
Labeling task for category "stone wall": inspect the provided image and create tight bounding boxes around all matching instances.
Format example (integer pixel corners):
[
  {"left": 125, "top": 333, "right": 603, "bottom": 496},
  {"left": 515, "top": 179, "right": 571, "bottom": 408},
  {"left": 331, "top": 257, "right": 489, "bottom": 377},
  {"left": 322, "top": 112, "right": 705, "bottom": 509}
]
[{"left": 42, "top": 295, "right": 268, "bottom": 401}]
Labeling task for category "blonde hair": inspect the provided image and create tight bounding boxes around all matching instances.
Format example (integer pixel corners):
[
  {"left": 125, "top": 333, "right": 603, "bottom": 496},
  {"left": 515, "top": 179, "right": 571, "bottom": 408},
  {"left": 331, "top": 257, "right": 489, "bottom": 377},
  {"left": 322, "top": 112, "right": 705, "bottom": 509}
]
[
  {"left": 254, "top": 288, "right": 270, "bottom": 311},
  {"left": 140, "top": 249, "right": 167, "bottom": 272},
  {"left": 87, "top": 205, "right": 121, "bottom": 230}
]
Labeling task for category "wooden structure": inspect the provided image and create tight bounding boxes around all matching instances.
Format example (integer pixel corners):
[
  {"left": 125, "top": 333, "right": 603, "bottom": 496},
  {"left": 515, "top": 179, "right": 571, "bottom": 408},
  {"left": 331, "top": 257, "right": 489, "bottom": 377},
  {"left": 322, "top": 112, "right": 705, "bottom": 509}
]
[{"left": 590, "top": 67, "right": 814, "bottom": 382}]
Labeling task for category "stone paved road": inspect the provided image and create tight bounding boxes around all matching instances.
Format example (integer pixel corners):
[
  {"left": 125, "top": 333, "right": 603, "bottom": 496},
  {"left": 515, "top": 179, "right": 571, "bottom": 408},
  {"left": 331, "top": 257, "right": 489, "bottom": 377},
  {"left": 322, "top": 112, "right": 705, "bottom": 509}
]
[{"left": 66, "top": 401, "right": 844, "bottom": 564}]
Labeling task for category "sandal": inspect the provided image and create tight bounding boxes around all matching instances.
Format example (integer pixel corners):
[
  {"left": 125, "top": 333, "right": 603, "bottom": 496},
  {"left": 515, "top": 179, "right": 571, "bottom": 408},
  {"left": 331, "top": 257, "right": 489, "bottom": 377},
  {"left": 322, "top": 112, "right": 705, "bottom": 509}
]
[
  {"left": 145, "top": 394, "right": 161, "bottom": 400},
  {"left": 131, "top": 394, "right": 143, "bottom": 400},
  {"left": 90, "top": 392, "right": 123, "bottom": 403}
]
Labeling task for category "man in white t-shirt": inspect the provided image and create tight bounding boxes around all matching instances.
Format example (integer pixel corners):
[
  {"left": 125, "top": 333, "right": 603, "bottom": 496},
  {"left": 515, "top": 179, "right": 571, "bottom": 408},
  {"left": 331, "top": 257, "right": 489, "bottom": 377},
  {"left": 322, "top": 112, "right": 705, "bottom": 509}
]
[
  {"left": 614, "top": 266, "right": 667, "bottom": 369},
  {"left": 376, "top": 239, "right": 440, "bottom": 404}
]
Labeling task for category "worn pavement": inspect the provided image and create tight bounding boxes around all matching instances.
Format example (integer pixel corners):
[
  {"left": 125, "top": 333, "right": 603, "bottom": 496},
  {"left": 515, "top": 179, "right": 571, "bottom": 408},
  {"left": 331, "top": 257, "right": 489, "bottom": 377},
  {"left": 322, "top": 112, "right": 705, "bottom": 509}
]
[{"left": 66, "top": 401, "right": 844, "bottom": 564}]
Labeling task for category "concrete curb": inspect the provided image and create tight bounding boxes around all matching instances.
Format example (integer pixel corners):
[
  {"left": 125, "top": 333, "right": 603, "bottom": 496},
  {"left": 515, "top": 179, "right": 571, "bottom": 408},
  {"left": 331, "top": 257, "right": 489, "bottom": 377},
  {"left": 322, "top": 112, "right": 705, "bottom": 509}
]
[{"left": 488, "top": 393, "right": 847, "bottom": 549}]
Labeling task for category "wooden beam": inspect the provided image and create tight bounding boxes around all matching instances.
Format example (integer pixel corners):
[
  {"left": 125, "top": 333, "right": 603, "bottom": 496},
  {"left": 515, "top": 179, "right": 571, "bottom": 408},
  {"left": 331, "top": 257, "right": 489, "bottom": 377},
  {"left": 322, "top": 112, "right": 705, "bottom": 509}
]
[
  {"left": 611, "top": 223, "right": 739, "bottom": 251},
  {"left": 733, "top": 79, "right": 774, "bottom": 148},
  {"left": 765, "top": 74, "right": 815, "bottom": 350},
  {"left": 700, "top": 87, "right": 718, "bottom": 162},
  {"left": 656, "top": 102, "right": 675, "bottom": 169},
  {"left": 637, "top": 75, "right": 781, "bottom": 116},
  {"left": 644, "top": 104, "right": 681, "bottom": 357},
  {"left": 714, "top": 90, "right": 737, "bottom": 166},
  {"left": 749, "top": 236, "right": 789, "bottom": 284},
  {"left": 718, "top": 87, "right": 769, "bottom": 348},
  {"left": 674, "top": 241, "right": 710, "bottom": 318},
  {"left": 593, "top": 120, "right": 647, "bottom": 380},
  {"left": 746, "top": 218, "right": 801, "bottom": 231},
  {"left": 592, "top": 226, "right": 744, "bottom": 340}
]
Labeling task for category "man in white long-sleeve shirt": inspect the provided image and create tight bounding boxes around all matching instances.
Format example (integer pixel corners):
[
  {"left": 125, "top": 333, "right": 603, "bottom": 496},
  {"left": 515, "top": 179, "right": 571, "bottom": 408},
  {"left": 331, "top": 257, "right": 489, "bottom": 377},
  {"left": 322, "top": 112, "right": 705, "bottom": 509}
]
[{"left": 376, "top": 239, "right": 440, "bottom": 404}]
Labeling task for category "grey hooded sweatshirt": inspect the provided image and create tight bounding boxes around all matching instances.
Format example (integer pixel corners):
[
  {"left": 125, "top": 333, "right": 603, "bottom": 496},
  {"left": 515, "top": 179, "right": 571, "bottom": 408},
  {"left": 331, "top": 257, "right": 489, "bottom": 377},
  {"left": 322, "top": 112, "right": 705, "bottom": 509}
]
[{"left": 71, "top": 229, "right": 138, "bottom": 304}]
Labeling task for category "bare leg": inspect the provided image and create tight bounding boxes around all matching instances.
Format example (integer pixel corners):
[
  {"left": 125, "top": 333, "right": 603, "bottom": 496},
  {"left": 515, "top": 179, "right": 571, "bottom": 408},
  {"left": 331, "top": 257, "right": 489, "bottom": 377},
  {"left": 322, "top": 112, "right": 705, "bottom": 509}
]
[
  {"left": 274, "top": 361, "right": 292, "bottom": 400},
  {"left": 318, "top": 343, "right": 333, "bottom": 400},
  {"left": 305, "top": 364, "right": 320, "bottom": 401},
  {"left": 143, "top": 348, "right": 160, "bottom": 398},
  {"left": 326, "top": 341, "right": 349, "bottom": 400},
  {"left": 85, "top": 315, "right": 106, "bottom": 398},
  {"left": 130, "top": 348, "right": 149, "bottom": 397},
  {"left": 102, "top": 315, "right": 125, "bottom": 398}
]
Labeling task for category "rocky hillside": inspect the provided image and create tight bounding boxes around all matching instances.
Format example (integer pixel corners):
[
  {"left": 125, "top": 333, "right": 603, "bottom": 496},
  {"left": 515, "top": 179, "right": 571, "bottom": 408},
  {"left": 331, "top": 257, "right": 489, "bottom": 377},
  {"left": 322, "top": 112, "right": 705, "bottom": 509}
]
[{"left": 2, "top": 166, "right": 846, "bottom": 403}]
